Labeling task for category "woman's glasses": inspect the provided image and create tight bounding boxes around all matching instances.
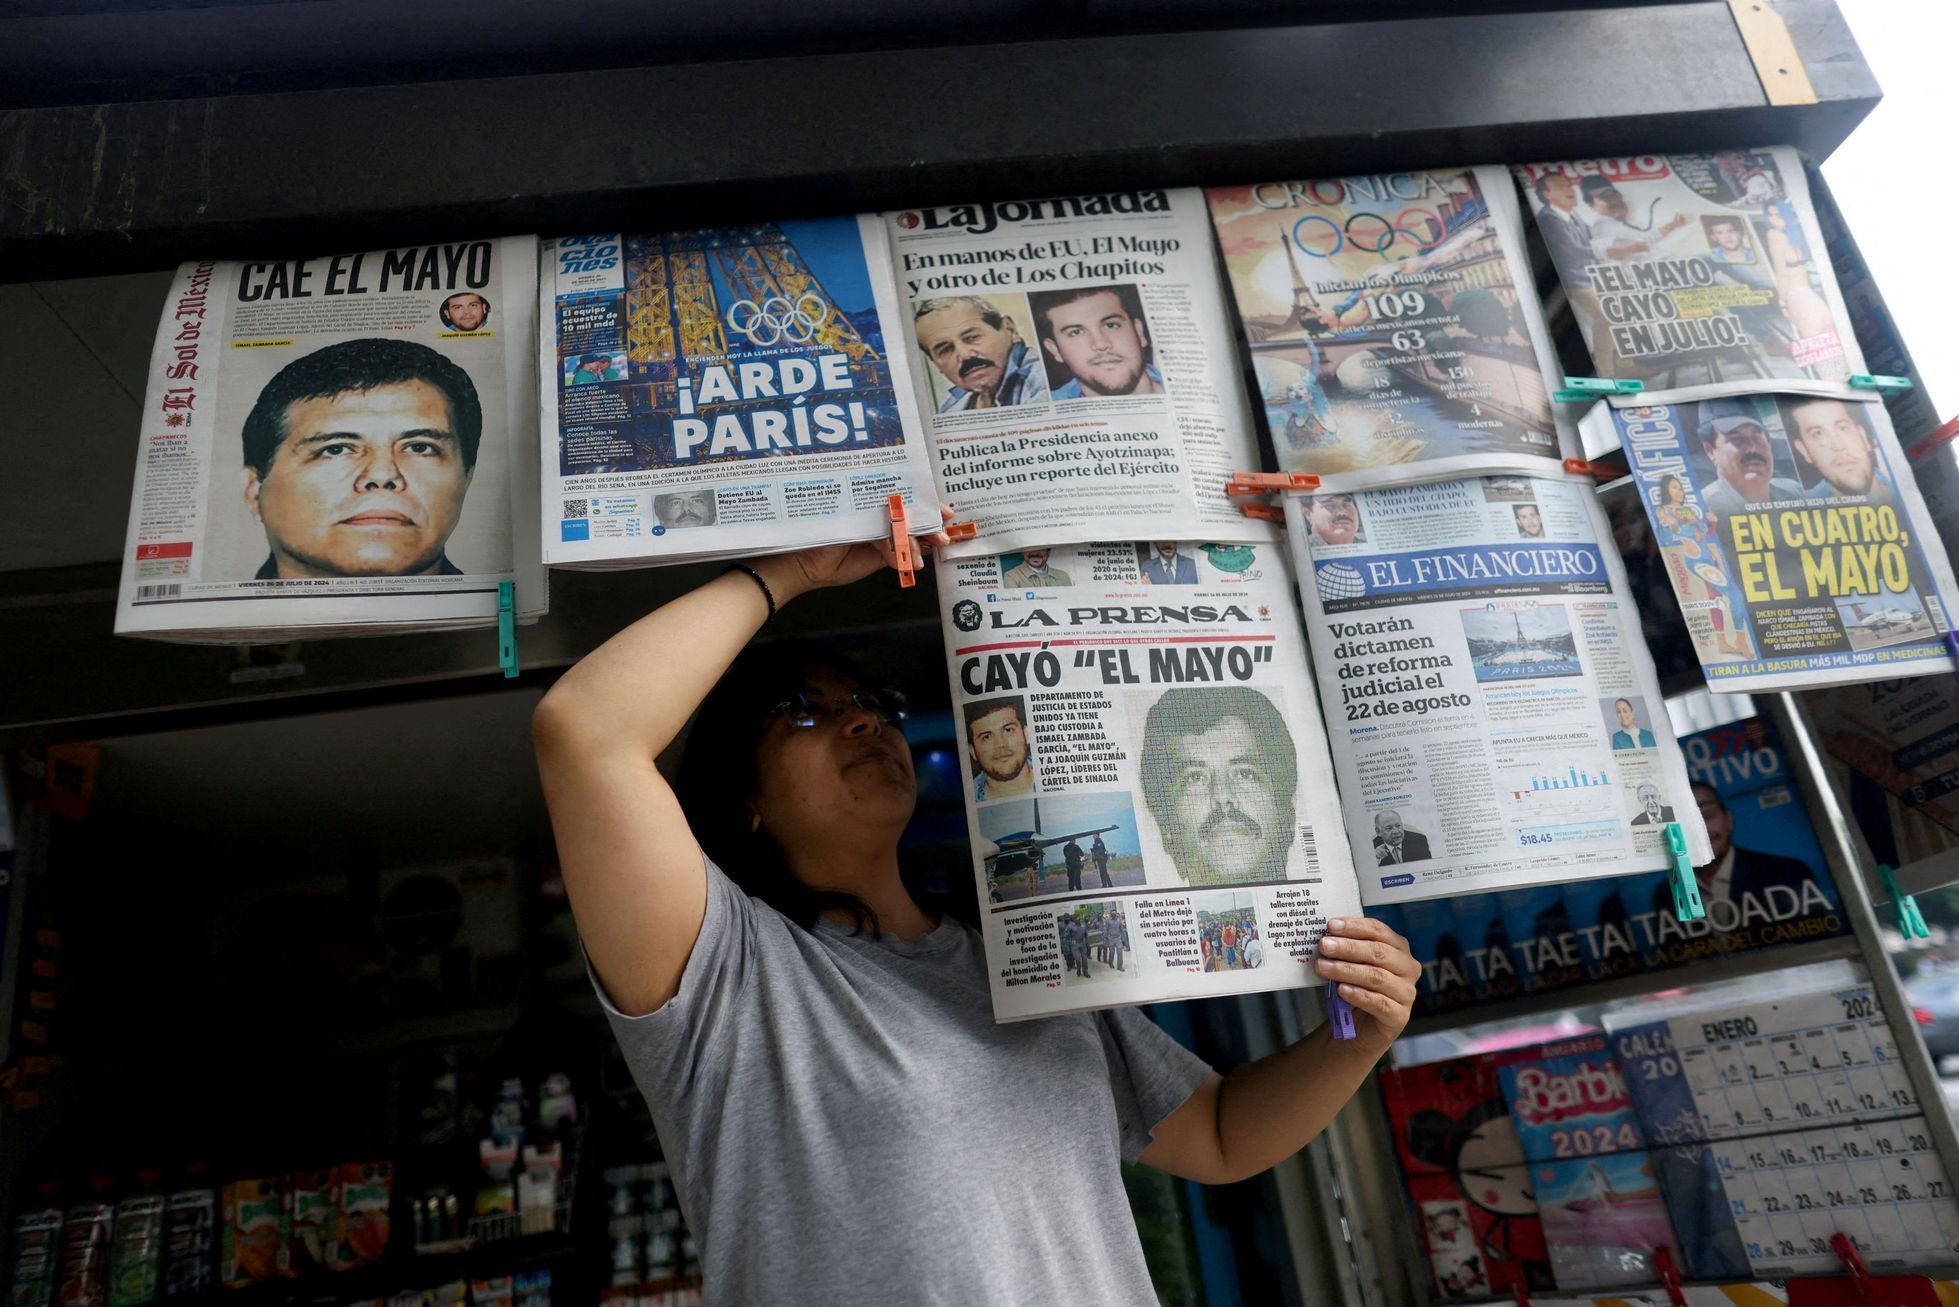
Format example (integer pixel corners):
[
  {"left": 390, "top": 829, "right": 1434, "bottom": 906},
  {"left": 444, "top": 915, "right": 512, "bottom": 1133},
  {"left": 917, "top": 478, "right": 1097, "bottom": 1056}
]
[{"left": 762, "top": 687, "right": 908, "bottom": 731}]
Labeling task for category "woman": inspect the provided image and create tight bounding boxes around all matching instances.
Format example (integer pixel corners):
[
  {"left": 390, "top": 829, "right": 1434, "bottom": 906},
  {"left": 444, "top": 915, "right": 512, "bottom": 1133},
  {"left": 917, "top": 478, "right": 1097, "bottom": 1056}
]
[
  {"left": 533, "top": 533, "right": 1419, "bottom": 1304},
  {"left": 1763, "top": 199, "right": 1839, "bottom": 364}
]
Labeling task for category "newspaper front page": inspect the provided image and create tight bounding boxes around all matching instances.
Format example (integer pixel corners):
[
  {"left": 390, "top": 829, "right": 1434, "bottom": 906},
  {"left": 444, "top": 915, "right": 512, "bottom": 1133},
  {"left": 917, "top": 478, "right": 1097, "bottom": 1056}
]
[
  {"left": 1587, "top": 396, "right": 1958, "bottom": 692},
  {"left": 1284, "top": 474, "right": 1710, "bottom": 905},
  {"left": 879, "top": 189, "right": 1273, "bottom": 557},
  {"left": 1515, "top": 147, "right": 1865, "bottom": 405},
  {"left": 1205, "top": 167, "right": 1575, "bottom": 491},
  {"left": 936, "top": 540, "right": 1358, "bottom": 1020},
  {"left": 1808, "top": 677, "right": 1959, "bottom": 861},
  {"left": 539, "top": 219, "right": 941, "bottom": 567},
  {"left": 116, "top": 239, "right": 545, "bottom": 642}
]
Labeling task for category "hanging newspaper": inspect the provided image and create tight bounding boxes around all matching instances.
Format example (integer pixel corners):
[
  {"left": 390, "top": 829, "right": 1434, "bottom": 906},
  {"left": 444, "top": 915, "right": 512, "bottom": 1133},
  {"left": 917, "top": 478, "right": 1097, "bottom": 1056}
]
[
  {"left": 539, "top": 219, "right": 942, "bottom": 567},
  {"left": 936, "top": 540, "right": 1357, "bottom": 1020},
  {"left": 1586, "top": 395, "right": 1958, "bottom": 692},
  {"left": 1807, "top": 677, "right": 1959, "bottom": 859},
  {"left": 116, "top": 239, "right": 546, "bottom": 642},
  {"left": 1515, "top": 147, "right": 1864, "bottom": 405},
  {"left": 1284, "top": 474, "right": 1710, "bottom": 904},
  {"left": 879, "top": 189, "right": 1273, "bottom": 556},
  {"left": 1205, "top": 167, "right": 1575, "bottom": 491}
]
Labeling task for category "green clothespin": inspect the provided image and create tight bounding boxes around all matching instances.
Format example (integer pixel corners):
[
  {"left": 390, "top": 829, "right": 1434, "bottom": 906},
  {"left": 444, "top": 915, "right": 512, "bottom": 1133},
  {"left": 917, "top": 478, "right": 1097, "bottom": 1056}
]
[
  {"left": 1553, "top": 376, "right": 1646, "bottom": 403},
  {"left": 1849, "top": 374, "right": 1913, "bottom": 394},
  {"left": 1664, "top": 822, "right": 1704, "bottom": 922},
  {"left": 1878, "top": 863, "right": 1930, "bottom": 939},
  {"left": 498, "top": 580, "right": 519, "bottom": 679}
]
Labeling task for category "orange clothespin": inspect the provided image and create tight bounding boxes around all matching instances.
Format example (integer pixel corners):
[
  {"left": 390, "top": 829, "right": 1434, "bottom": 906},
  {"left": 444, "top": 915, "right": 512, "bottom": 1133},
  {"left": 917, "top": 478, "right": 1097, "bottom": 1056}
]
[
  {"left": 887, "top": 494, "right": 917, "bottom": 588},
  {"left": 943, "top": 520, "right": 979, "bottom": 542},
  {"left": 1239, "top": 502, "right": 1286, "bottom": 524},
  {"left": 1224, "top": 470, "right": 1320, "bottom": 497},
  {"left": 1563, "top": 457, "right": 1616, "bottom": 483},
  {"left": 1653, "top": 1247, "right": 1686, "bottom": 1307}
]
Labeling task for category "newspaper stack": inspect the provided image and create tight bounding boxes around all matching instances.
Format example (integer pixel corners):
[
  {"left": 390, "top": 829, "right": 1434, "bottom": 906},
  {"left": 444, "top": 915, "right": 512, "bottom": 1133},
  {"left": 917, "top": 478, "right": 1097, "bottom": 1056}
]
[
  {"left": 538, "top": 219, "right": 943, "bottom": 568},
  {"left": 116, "top": 239, "right": 547, "bottom": 642},
  {"left": 1205, "top": 166, "right": 1577, "bottom": 491}
]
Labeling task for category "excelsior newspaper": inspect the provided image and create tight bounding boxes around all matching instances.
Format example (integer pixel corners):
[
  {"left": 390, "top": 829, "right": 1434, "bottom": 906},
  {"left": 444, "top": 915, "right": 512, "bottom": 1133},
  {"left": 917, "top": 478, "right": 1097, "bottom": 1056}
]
[
  {"left": 539, "top": 219, "right": 941, "bottom": 567},
  {"left": 879, "top": 189, "right": 1274, "bottom": 557},
  {"left": 936, "top": 540, "right": 1358, "bottom": 1020},
  {"left": 1514, "top": 147, "right": 1865, "bottom": 405},
  {"left": 116, "top": 239, "right": 546, "bottom": 642},
  {"left": 1205, "top": 167, "right": 1574, "bottom": 491},
  {"left": 1284, "top": 474, "right": 1710, "bottom": 904},
  {"left": 1586, "top": 395, "right": 1958, "bottom": 692}
]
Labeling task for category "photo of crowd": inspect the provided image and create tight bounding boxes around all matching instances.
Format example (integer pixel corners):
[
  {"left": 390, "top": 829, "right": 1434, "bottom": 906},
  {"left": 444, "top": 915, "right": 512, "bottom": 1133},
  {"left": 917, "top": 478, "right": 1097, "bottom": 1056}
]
[{"left": 1193, "top": 891, "right": 1264, "bottom": 972}]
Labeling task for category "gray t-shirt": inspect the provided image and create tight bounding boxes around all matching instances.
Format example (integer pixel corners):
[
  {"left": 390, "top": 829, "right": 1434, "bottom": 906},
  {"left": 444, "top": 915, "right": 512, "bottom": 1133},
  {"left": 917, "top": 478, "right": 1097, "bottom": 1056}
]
[{"left": 594, "top": 855, "right": 1215, "bottom": 1306}]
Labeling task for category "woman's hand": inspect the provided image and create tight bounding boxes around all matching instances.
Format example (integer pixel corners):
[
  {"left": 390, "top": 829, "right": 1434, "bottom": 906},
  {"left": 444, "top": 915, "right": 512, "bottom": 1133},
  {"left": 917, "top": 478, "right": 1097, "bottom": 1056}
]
[
  {"left": 747, "top": 505, "right": 957, "bottom": 606},
  {"left": 1314, "top": 917, "right": 1419, "bottom": 1058}
]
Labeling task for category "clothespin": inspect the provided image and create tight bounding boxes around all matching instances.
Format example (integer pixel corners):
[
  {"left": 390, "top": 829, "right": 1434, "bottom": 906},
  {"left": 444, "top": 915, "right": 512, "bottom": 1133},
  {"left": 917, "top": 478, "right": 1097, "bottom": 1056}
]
[
  {"left": 1945, "top": 630, "right": 1959, "bottom": 668},
  {"left": 1325, "top": 985, "right": 1356, "bottom": 1041},
  {"left": 497, "top": 581, "right": 519, "bottom": 679},
  {"left": 1553, "top": 376, "right": 1644, "bottom": 403},
  {"left": 1786, "top": 1233, "right": 1938, "bottom": 1306},
  {"left": 943, "top": 521, "right": 979, "bottom": 542},
  {"left": 1224, "top": 470, "right": 1320, "bottom": 497},
  {"left": 1239, "top": 501, "right": 1286, "bottom": 524},
  {"left": 887, "top": 494, "right": 917, "bottom": 589},
  {"left": 1653, "top": 1247, "right": 1686, "bottom": 1307},
  {"left": 1849, "top": 373, "right": 1913, "bottom": 394},
  {"left": 1877, "top": 863, "right": 1930, "bottom": 939},
  {"left": 1562, "top": 457, "right": 1617, "bottom": 483},
  {"left": 1664, "top": 823, "right": 1704, "bottom": 922},
  {"left": 1493, "top": 1262, "right": 1530, "bottom": 1307},
  {"left": 1905, "top": 415, "right": 1959, "bottom": 462}
]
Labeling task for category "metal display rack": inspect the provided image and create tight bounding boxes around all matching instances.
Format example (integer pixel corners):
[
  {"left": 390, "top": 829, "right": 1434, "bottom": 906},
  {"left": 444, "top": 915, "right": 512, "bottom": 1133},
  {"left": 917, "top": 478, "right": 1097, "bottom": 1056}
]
[{"left": 2, "top": 2, "right": 1950, "bottom": 1304}]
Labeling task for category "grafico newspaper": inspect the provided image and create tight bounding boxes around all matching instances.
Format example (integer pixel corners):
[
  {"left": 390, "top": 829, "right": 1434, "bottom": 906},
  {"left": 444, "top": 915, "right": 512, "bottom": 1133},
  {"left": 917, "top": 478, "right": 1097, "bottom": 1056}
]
[
  {"left": 116, "top": 238, "right": 545, "bottom": 641},
  {"left": 1285, "top": 474, "right": 1710, "bottom": 904},
  {"left": 936, "top": 539, "right": 1357, "bottom": 1020},
  {"left": 880, "top": 189, "right": 1274, "bottom": 557}
]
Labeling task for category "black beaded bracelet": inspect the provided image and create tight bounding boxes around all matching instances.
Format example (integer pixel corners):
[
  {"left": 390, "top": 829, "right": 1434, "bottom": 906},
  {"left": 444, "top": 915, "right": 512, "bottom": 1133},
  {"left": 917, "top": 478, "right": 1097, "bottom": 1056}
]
[{"left": 724, "top": 562, "right": 777, "bottom": 624}]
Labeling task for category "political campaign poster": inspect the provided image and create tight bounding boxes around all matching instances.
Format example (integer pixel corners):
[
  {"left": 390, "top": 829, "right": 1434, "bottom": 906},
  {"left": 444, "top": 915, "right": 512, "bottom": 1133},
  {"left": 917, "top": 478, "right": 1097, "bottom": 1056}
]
[{"left": 1206, "top": 167, "right": 1574, "bottom": 491}]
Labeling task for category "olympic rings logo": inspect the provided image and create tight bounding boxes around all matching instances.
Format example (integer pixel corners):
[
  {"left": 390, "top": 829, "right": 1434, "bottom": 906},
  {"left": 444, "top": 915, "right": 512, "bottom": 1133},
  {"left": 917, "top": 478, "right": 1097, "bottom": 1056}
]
[
  {"left": 727, "top": 292, "right": 828, "bottom": 345},
  {"left": 1290, "top": 207, "right": 1446, "bottom": 260}
]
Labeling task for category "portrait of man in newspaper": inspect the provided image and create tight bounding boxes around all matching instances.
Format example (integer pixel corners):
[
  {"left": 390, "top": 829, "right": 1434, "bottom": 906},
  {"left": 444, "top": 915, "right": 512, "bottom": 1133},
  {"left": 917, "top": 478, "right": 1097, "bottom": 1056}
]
[
  {"left": 1030, "top": 284, "right": 1163, "bottom": 399},
  {"left": 1693, "top": 398, "right": 1803, "bottom": 520},
  {"left": 912, "top": 294, "right": 1049, "bottom": 413},
  {"left": 654, "top": 490, "right": 717, "bottom": 529},
  {"left": 964, "top": 695, "right": 1037, "bottom": 801},
  {"left": 438, "top": 292, "right": 491, "bottom": 332},
  {"left": 1511, "top": 503, "right": 1545, "bottom": 539},
  {"left": 1138, "top": 542, "right": 1198, "bottom": 585},
  {"left": 1138, "top": 686, "right": 1298, "bottom": 886},
  {"left": 1627, "top": 781, "right": 1675, "bottom": 827},
  {"left": 1372, "top": 809, "right": 1432, "bottom": 866},
  {"left": 1780, "top": 397, "right": 1899, "bottom": 511},
  {"left": 1307, "top": 494, "right": 1366, "bottom": 548},
  {"left": 239, "top": 337, "right": 481, "bottom": 579},
  {"left": 1000, "top": 547, "right": 1072, "bottom": 588}
]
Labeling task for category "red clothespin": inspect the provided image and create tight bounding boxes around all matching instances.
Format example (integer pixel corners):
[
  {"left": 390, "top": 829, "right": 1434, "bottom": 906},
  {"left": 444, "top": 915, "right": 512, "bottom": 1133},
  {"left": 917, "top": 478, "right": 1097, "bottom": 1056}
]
[
  {"left": 1905, "top": 414, "right": 1959, "bottom": 462},
  {"left": 1239, "top": 502, "right": 1286, "bottom": 524},
  {"left": 1653, "top": 1247, "right": 1686, "bottom": 1307},
  {"left": 1563, "top": 457, "right": 1616, "bottom": 483},
  {"left": 943, "top": 521, "right": 979, "bottom": 542},
  {"left": 1492, "top": 1262, "right": 1529, "bottom": 1307},
  {"left": 1786, "top": 1233, "right": 1938, "bottom": 1307},
  {"left": 887, "top": 494, "right": 917, "bottom": 589},
  {"left": 1224, "top": 470, "right": 1320, "bottom": 497}
]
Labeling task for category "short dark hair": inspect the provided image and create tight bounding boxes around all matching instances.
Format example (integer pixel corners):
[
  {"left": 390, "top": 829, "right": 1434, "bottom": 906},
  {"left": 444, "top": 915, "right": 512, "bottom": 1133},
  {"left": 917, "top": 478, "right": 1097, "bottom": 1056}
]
[
  {"left": 1031, "top": 284, "right": 1146, "bottom": 343},
  {"left": 1138, "top": 687, "right": 1297, "bottom": 832},
  {"left": 1532, "top": 173, "right": 1569, "bottom": 201},
  {"left": 439, "top": 292, "right": 491, "bottom": 328},
  {"left": 241, "top": 338, "right": 482, "bottom": 478},
  {"left": 675, "top": 642, "right": 972, "bottom": 936},
  {"left": 1690, "top": 779, "right": 1728, "bottom": 813},
  {"left": 962, "top": 696, "right": 1025, "bottom": 739}
]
